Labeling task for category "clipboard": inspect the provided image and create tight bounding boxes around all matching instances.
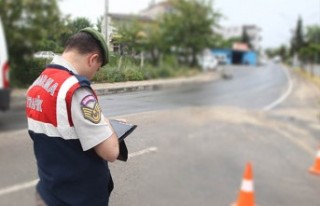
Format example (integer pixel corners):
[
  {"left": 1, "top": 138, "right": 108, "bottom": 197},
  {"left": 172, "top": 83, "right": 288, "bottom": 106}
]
[
  {"left": 109, "top": 119, "right": 137, "bottom": 162},
  {"left": 109, "top": 119, "right": 137, "bottom": 142}
]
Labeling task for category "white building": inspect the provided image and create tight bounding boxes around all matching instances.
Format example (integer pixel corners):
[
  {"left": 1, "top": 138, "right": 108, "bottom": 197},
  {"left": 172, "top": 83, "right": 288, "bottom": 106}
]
[
  {"left": 140, "top": 0, "right": 174, "bottom": 20},
  {"left": 215, "top": 25, "right": 262, "bottom": 51},
  {"left": 104, "top": 0, "right": 172, "bottom": 53}
]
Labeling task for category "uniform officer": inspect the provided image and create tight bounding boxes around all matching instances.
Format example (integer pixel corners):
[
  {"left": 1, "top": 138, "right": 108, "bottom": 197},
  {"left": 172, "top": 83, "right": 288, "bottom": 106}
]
[{"left": 26, "top": 28, "right": 119, "bottom": 206}]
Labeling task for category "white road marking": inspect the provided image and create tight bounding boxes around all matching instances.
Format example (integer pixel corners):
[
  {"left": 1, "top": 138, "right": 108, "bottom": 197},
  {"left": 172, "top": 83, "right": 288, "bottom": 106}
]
[
  {"left": 128, "top": 147, "right": 158, "bottom": 159},
  {"left": 263, "top": 65, "right": 293, "bottom": 111},
  {"left": 0, "top": 147, "right": 158, "bottom": 196},
  {"left": 0, "top": 179, "right": 38, "bottom": 196}
]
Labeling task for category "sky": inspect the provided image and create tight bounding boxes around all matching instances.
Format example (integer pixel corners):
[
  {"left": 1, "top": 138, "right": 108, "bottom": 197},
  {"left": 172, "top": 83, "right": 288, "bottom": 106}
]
[{"left": 58, "top": 0, "right": 320, "bottom": 49}]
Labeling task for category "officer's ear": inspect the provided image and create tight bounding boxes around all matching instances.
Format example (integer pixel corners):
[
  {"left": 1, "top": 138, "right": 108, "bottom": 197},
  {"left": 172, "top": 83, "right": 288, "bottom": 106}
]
[{"left": 88, "top": 53, "right": 100, "bottom": 68}]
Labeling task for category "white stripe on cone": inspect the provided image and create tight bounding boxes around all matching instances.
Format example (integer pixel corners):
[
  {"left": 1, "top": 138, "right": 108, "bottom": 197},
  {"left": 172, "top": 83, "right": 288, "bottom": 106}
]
[{"left": 241, "top": 179, "right": 254, "bottom": 192}]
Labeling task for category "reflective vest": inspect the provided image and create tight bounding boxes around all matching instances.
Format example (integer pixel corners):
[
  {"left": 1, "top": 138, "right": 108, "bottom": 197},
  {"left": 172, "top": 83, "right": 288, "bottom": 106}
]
[{"left": 26, "top": 65, "right": 112, "bottom": 206}]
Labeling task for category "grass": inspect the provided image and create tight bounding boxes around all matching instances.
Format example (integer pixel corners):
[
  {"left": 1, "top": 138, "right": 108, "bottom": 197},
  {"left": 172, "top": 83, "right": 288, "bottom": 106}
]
[{"left": 293, "top": 67, "right": 320, "bottom": 88}]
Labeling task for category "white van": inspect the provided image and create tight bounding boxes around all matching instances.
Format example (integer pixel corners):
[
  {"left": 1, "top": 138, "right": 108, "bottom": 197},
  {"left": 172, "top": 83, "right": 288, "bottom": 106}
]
[
  {"left": 198, "top": 49, "right": 218, "bottom": 71},
  {"left": 0, "top": 17, "right": 10, "bottom": 111}
]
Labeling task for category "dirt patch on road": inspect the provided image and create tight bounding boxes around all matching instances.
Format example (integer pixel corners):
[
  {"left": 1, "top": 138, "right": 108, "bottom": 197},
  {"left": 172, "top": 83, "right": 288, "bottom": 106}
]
[{"left": 119, "top": 102, "right": 319, "bottom": 156}]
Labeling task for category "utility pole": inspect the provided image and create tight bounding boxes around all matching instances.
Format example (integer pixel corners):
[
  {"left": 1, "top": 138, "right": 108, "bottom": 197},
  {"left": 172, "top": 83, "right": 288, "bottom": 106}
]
[
  {"left": 314, "top": 1, "right": 320, "bottom": 71},
  {"left": 104, "top": 0, "right": 109, "bottom": 45},
  {"left": 317, "top": 0, "right": 320, "bottom": 65}
]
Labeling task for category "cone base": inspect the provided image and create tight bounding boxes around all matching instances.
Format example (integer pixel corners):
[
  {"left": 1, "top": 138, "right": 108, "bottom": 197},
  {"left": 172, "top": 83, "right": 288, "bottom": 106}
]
[
  {"left": 231, "top": 203, "right": 257, "bottom": 206},
  {"left": 309, "top": 167, "right": 320, "bottom": 175}
]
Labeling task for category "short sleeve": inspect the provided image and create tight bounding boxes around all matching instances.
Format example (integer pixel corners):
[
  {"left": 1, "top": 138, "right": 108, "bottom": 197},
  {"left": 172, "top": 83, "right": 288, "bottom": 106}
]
[{"left": 71, "top": 87, "right": 113, "bottom": 151}]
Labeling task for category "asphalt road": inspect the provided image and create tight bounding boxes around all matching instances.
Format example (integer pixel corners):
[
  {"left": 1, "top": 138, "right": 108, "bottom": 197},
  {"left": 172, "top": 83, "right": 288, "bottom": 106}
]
[
  {"left": 1, "top": 63, "right": 320, "bottom": 205},
  {"left": 99, "top": 63, "right": 288, "bottom": 118}
]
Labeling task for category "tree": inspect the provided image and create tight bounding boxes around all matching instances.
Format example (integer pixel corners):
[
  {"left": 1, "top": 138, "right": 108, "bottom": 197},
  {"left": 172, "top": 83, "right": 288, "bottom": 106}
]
[
  {"left": 0, "top": 0, "right": 63, "bottom": 86},
  {"left": 305, "top": 25, "right": 320, "bottom": 44},
  {"left": 278, "top": 44, "right": 289, "bottom": 61},
  {"left": 265, "top": 44, "right": 288, "bottom": 62},
  {"left": 143, "top": 21, "right": 164, "bottom": 66},
  {"left": 67, "top": 17, "right": 93, "bottom": 34},
  {"left": 290, "top": 16, "right": 305, "bottom": 57},
  {"left": 241, "top": 28, "right": 252, "bottom": 49},
  {"left": 212, "top": 35, "right": 241, "bottom": 49},
  {"left": 160, "top": 0, "right": 221, "bottom": 67},
  {"left": 96, "top": 16, "right": 103, "bottom": 32},
  {"left": 305, "top": 25, "right": 320, "bottom": 64},
  {"left": 115, "top": 18, "right": 145, "bottom": 56},
  {"left": 59, "top": 17, "right": 93, "bottom": 47}
]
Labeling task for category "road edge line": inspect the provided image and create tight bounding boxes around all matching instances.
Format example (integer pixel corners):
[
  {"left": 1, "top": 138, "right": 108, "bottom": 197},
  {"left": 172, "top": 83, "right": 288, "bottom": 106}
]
[
  {"left": 0, "top": 147, "right": 158, "bottom": 196},
  {"left": 263, "top": 65, "right": 293, "bottom": 111}
]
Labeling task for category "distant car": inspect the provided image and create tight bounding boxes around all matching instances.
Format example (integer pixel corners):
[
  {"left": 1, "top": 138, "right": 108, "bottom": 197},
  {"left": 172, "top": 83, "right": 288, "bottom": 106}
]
[
  {"left": 258, "top": 58, "right": 267, "bottom": 66},
  {"left": 273, "top": 56, "right": 281, "bottom": 63},
  {"left": 198, "top": 55, "right": 218, "bottom": 71},
  {"left": 33, "top": 51, "right": 55, "bottom": 59}
]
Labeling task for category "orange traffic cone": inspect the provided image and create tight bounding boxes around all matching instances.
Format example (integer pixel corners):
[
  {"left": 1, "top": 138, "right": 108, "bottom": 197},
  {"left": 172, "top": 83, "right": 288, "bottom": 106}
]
[
  {"left": 309, "top": 148, "right": 320, "bottom": 175},
  {"left": 231, "top": 162, "right": 256, "bottom": 206}
]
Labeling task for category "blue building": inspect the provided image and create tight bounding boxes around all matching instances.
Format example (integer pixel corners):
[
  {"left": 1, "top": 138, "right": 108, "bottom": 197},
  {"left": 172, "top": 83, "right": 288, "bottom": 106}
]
[{"left": 211, "top": 49, "right": 257, "bottom": 66}]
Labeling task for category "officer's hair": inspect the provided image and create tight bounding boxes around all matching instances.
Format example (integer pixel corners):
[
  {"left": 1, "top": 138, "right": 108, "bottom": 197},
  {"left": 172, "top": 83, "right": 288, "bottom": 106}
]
[{"left": 64, "top": 32, "right": 103, "bottom": 64}]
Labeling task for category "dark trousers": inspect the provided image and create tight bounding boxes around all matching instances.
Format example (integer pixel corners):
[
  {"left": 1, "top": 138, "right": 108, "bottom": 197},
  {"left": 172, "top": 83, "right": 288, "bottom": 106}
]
[
  {"left": 35, "top": 192, "right": 47, "bottom": 206},
  {"left": 35, "top": 177, "right": 113, "bottom": 206}
]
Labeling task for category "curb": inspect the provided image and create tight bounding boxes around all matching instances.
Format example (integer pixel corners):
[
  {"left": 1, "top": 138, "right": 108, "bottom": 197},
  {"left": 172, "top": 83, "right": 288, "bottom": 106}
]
[
  {"left": 11, "top": 72, "right": 219, "bottom": 98},
  {"left": 93, "top": 72, "right": 218, "bottom": 96}
]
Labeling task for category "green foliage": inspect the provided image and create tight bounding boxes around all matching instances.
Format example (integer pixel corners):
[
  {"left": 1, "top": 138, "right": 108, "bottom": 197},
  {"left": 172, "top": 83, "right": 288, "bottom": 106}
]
[
  {"left": 92, "top": 53, "right": 199, "bottom": 83},
  {"left": 212, "top": 35, "right": 241, "bottom": 49},
  {"left": 160, "top": 0, "right": 221, "bottom": 66},
  {"left": 265, "top": 44, "right": 290, "bottom": 61},
  {"left": 287, "top": 23, "right": 320, "bottom": 64},
  {"left": 96, "top": 16, "right": 103, "bottom": 32},
  {"left": 0, "top": 0, "right": 63, "bottom": 87},
  {"left": 1, "top": 0, "right": 204, "bottom": 87},
  {"left": 303, "top": 25, "right": 320, "bottom": 64},
  {"left": 139, "top": 65, "right": 158, "bottom": 80},
  {"left": 290, "top": 16, "right": 305, "bottom": 56},
  {"left": 113, "top": 0, "right": 221, "bottom": 68},
  {"left": 0, "top": 0, "right": 99, "bottom": 86},
  {"left": 124, "top": 68, "right": 144, "bottom": 81},
  {"left": 299, "top": 44, "right": 320, "bottom": 63},
  {"left": 305, "top": 25, "right": 320, "bottom": 44},
  {"left": 67, "top": 17, "right": 93, "bottom": 34},
  {"left": 142, "top": 22, "right": 164, "bottom": 66},
  {"left": 11, "top": 58, "right": 48, "bottom": 87},
  {"left": 241, "top": 28, "right": 252, "bottom": 49},
  {"left": 269, "top": 18, "right": 320, "bottom": 65},
  {"left": 95, "top": 67, "right": 124, "bottom": 83},
  {"left": 115, "top": 17, "right": 145, "bottom": 55},
  {"left": 59, "top": 17, "right": 94, "bottom": 47}
]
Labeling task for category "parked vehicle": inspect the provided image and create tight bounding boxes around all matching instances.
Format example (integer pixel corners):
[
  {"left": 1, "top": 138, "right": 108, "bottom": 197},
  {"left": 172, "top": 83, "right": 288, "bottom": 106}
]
[
  {"left": 33, "top": 51, "right": 55, "bottom": 59},
  {"left": 273, "top": 56, "right": 281, "bottom": 63},
  {"left": 198, "top": 54, "right": 218, "bottom": 71},
  {"left": 0, "top": 17, "right": 10, "bottom": 111}
]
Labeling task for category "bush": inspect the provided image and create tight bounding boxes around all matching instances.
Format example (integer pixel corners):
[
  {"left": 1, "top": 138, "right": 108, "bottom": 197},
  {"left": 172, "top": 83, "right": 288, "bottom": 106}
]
[
  {"left": 124, "top": 67, "right": 144, "bottom": 81},
  {"left": 14, "top": 53, "right": 201, "bottom": 87},
  {"left": 140, "top": 65, "right": 158, "bottom": 80},
  {"left": 11, "top": 58, "right": 48, "bottom": 87},
  {"left": 157, "top": 66, "right": 173, "bottom": 78},
  {"left": 107, "top": 67, "right": 124, "bottom": 82},
  {"left": 93, "top": 53, "right": 125, "bottom": 83},
  {"left": 108, "top": 52, "right": 120, "bottom": 67}
]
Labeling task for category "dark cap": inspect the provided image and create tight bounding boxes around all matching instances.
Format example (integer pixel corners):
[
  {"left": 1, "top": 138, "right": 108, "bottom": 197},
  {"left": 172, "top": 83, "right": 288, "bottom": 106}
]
[{"left": 80, "top": 27, "right": 109, "bottom": 66}]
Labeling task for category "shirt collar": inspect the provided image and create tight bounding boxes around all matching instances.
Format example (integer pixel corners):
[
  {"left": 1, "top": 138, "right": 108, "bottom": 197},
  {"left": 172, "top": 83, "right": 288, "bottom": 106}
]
[{"left": 51, "top": 55, "right": 79, "bottom": 75}]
